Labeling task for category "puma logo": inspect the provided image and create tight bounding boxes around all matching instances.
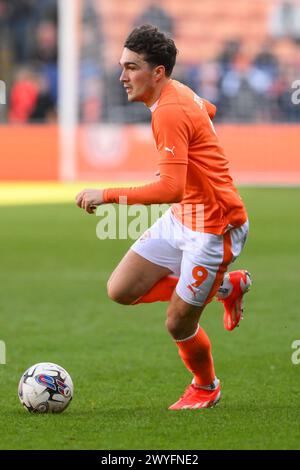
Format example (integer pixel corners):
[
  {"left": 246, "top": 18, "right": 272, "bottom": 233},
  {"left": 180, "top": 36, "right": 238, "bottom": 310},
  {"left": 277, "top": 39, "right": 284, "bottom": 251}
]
[
  {"left": 165, "top": 146, "right": 175, "bottom": 157},
  {"left": 187, "top": 285, "right": 197, "bottom": 297}
]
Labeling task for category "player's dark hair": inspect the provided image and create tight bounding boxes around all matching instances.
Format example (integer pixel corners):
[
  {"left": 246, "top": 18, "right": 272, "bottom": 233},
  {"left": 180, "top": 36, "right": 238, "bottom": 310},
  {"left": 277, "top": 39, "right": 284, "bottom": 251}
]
[{"left": 124, "top": 24, "right": 178, "bottom": 77}]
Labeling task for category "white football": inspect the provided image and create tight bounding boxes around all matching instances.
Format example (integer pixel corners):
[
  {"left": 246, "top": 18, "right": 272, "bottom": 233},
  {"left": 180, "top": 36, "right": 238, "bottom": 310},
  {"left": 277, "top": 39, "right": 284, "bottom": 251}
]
[{"left": 18, "top": 362, "right": 74, "bottom": 413}]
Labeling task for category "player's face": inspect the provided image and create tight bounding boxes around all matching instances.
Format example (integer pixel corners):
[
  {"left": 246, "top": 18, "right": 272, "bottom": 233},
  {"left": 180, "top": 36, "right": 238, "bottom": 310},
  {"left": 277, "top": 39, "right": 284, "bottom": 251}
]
[{"left": 119, "top": 48, "right": 158, "bottom": 106}]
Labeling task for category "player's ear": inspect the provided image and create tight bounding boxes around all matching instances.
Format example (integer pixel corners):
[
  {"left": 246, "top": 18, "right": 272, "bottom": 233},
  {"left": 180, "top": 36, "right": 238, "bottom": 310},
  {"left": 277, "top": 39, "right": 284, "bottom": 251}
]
[{"left": 153, "top": 65, "right": 165, "bottom": 80}]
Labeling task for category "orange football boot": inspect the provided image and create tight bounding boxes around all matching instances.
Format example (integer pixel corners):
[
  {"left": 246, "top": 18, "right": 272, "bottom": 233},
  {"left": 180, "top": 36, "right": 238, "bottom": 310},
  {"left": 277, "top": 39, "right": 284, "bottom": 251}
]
[
  {"left": 217, "top": 270, "right": 252, "bottom": 331},
  {"left": 169, "top": 380, "right": 221, "bottom": 410}
]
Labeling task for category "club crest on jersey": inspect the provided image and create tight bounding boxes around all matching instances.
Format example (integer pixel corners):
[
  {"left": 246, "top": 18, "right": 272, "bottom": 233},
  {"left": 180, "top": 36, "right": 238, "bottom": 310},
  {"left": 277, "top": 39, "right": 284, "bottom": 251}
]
[{"left": 165, "top": 146, "right": 175, "bottom": 157}]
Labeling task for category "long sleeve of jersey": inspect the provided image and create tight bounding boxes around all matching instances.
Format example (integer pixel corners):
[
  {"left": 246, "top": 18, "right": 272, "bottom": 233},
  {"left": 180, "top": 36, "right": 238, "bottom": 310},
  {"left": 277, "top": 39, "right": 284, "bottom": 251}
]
[
  {"left": 103, "top": 100, "right": 193, "bottom": 205},
  {"left": 103, "top": 162, "right": 187, "bottom": 205}
]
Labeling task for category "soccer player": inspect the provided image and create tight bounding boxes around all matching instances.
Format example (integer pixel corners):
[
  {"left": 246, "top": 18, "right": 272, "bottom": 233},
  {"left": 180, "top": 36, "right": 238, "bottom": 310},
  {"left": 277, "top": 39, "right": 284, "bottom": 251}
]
[{"left": 76, "top": 25, "right": 251, "bottom": 410}]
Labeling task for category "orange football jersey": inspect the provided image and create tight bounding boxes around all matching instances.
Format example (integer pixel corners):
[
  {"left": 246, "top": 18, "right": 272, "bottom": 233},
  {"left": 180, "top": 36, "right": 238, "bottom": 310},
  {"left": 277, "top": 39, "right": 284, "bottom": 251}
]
[{"left": 104, "top": 79, "right": 247, "bottom": 235}]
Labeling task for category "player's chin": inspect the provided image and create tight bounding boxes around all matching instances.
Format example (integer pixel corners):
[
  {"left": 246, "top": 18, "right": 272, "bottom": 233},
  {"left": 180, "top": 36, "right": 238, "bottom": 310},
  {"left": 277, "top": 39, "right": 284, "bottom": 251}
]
[
  {"left": 127, "top": 93, "right": 136, "bottom": 102},
  {"left": 127, "top": 91, "right": 143, "bottom": 103}
]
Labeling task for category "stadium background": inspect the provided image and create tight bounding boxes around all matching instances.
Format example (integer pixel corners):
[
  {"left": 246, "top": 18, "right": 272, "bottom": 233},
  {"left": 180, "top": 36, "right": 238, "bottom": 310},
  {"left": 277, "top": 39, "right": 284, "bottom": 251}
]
[
  {"left": 1, "top": 0, "right": 300, "bottom": 183},
  {"left": 0, "top": 0, "right": 300, "bottom": 450}
]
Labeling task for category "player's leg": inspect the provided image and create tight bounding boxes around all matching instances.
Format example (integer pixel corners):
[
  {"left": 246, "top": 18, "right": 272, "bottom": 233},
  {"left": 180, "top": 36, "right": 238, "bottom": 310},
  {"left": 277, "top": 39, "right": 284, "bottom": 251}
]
[
  {"left": 216, "top": 220, "right": 251, "bottom": 330},
  {"left": 132, "top": 269, "right": 250, "bottom": 309},
  {"left": 166, "top": 227, "right": 234, "bottom": 410},
  {"left": 133, "top": 219, "right": 252, "bottom": 332},
  {"left": 166, "top": 291, "right": 221, "bottom": 410},
  {"left": 107, "top": 208, "right": 182, "bottom": 305},
  {"left": 107, "top": 249, "right": 172, "bottom": 305},
  {"left": 132, "top": 274, "right": 179, "bottom": 304}
]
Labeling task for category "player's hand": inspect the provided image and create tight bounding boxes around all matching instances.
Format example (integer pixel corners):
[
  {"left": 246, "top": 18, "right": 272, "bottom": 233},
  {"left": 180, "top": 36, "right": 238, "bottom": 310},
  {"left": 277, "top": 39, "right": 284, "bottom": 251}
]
[{"left": 75, "top": 188, "right": 104, "bottom": 214}]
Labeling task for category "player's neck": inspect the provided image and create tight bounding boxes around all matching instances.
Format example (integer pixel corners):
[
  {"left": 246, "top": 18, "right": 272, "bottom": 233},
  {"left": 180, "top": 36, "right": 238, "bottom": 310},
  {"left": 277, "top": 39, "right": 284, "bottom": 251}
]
[{"left": 145, "top": 78, "right": 171, "bottom": 108}]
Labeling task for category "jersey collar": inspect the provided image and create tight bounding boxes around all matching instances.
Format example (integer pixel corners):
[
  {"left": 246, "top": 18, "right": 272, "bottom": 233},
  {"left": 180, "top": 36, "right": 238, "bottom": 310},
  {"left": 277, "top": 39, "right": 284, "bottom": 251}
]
[{"left": 149, "top": 99, "right": 159, "bottom": 113}]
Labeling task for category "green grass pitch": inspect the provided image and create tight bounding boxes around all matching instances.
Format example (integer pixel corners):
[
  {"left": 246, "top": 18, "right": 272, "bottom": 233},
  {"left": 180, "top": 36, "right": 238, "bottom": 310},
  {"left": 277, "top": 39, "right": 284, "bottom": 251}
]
[{"left": 0, "top": 187, "right": 299, "bottom": 450}]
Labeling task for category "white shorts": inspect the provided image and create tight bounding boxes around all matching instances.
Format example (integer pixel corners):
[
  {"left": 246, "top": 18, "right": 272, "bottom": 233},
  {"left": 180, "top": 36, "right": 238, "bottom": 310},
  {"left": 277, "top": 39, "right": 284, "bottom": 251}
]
[{"left": 131, "top": 208, "right": 249, "bottom": 307}]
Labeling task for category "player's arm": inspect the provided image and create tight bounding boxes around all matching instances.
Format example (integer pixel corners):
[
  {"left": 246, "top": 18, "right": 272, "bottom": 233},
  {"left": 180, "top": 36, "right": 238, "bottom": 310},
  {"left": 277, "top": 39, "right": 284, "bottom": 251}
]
[
  {"left": 76, "top": 104, "right": 189, "bottom": 213},
  {"left": 104, "top": 162, "right": 187, "bottom": 204},
  {"left": 75, "top": 162, "right": 187, "bottom": 213}
]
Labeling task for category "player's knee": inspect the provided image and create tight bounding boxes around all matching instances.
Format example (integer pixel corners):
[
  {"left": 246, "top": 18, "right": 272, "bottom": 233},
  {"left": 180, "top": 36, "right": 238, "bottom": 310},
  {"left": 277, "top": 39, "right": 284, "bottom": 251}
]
[
  {"left": 165, "top": 308, "right": 189, "bottom": 339},
  {"left": 165, "top": 315, "right": 182, "bottom": 338},
  {"left": 165, "top": 304, "right": 200, "bottom": 339},
  {"left": 106, "top": 281, "right": 132, "bottom": 305}
]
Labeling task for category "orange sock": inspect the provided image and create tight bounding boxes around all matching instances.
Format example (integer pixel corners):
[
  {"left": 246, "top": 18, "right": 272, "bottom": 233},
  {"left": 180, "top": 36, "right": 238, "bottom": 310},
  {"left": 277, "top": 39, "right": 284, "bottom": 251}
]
[
  {"left": 132, "top": 275, "right": 178, "bottom": 304},
  {"left": 175, "top": 326, "right": 215, "bottom": 386}
]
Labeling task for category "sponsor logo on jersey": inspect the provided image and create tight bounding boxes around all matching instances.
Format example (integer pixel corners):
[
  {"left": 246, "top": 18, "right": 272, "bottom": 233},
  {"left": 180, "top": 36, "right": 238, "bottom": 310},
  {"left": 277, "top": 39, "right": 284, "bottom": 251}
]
[{"left": 165, "top": 146, "right": 175, "bottom": 157}]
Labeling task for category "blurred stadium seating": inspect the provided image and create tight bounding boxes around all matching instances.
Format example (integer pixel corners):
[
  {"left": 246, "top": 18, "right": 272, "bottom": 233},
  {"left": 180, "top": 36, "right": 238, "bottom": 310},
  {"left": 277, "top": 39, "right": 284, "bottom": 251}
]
[
  {"left": 0, "top": 0, "right": 299, "bottom": 183},
  {"left": 1, "top": 0, "right": 300, "bottom": 124}
]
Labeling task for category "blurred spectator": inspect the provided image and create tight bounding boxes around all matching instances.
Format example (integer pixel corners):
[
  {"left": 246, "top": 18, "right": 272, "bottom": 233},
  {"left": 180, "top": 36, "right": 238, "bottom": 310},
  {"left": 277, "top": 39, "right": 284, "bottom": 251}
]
[
  {"left": 185, "top": 62, "right": 221, "bottom": 107},
  {"left": 134, "top": 0, "right": 174, "bottom": 35},
  {"left": 269, "top": 0, "right": 300, "bottom": 43},
  {"left": 254, "top": 41, "right": 279, "bottom": 79},
  {"left": 80, "top": 77, "right": 102, "bottom": 123},
  {"left": 29, "top": 74, "right": 56, "bottom": 122},
  {"left": 0, "top": 0, "right": 58, "bottom": 122},
  {"left": 1, "top": 0, "right": 37, "bottom": 63},
  {"left": 32, "top": 20, "right": 57, "bottom": 64},
  {"left": 9, "top": 66, "right": 56, "bottom": 123},
  {"left": 0, "top": 0, "right": 13, "bottom": 86},
  {"left": 218, "top": 39, "right": 242, "bottom": 70},
  {"left": 276, "top": 62, "right": 300, "bottom": 121},
  {"left": 220, "top": 53, "right": 274, "bottom": 122},
  {"left": 9, "top": 67, "right": 38, "bottom": 123},
  {"left": 35, "top": 0, "right": 57, "bottom": 23},
  {"left": 278, "top": 86, "right": 300, "bottom": 121},
  {"left": 31, "top": 20, "right": 58, "bottom": 103}
]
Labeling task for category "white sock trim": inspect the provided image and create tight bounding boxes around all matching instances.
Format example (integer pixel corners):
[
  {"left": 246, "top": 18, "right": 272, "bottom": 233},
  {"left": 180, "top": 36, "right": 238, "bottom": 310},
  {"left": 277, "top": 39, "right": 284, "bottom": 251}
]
[
  {"left": 175, "top": 324, "right": 200, "bottom": 343},
  {"left": 192, "top": 377, "right": 220, "bottom": 390}
]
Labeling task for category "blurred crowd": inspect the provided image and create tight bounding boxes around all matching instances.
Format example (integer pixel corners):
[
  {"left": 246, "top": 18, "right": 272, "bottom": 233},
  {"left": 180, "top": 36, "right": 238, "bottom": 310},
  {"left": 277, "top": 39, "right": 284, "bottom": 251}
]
[
  {"left": 183, "top": 38, "right": 300, "bottom": 123},
  {"left": 0, "top": 0, "right": 300, "bottom": 124},
  {"left": 0, "top": 0, "right": 57, "bottom": 123}
]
